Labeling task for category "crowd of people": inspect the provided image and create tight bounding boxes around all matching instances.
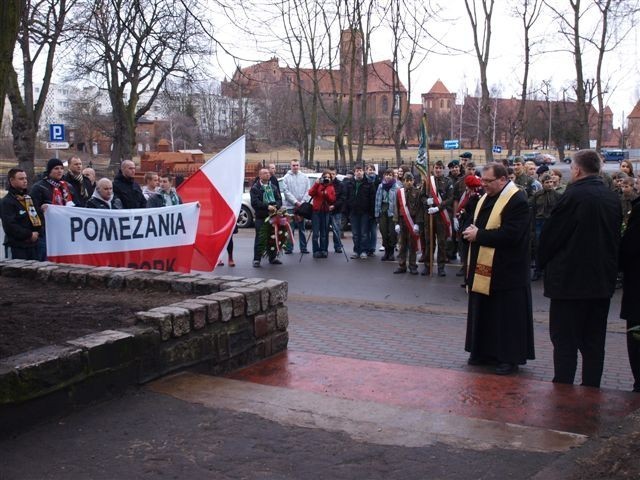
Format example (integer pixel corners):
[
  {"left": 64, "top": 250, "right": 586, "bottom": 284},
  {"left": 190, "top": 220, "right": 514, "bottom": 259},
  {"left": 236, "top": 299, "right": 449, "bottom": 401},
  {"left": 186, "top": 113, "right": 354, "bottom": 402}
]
[
  {"left": 1, "top": 157, "right": 182, "bottom": 261},
  {"left": 2, "top": 150, "right": 639, "bottom": 391}
]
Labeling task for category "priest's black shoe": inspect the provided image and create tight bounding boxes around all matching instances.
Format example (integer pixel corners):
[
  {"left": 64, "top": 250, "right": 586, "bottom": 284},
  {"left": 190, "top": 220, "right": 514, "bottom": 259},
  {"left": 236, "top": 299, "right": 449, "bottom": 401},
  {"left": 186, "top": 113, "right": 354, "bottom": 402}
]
[{"left": 494, "top": 363, "right": 518, "bottom": 375}]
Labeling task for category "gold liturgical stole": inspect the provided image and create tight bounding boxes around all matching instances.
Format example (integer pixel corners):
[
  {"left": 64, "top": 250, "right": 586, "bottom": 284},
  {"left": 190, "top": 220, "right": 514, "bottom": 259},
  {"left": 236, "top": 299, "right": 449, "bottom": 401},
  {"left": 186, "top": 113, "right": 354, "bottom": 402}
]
[{"left": 470, "top": 182, "right": 520, "bottom": 295}]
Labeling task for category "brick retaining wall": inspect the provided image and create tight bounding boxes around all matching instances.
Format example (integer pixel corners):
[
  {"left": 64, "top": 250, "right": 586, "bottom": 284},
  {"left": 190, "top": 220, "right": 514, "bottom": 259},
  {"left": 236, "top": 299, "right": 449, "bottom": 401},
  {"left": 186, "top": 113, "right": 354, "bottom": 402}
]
[{"left": 0, "top": 259, "right": 289, "bottom": 433}]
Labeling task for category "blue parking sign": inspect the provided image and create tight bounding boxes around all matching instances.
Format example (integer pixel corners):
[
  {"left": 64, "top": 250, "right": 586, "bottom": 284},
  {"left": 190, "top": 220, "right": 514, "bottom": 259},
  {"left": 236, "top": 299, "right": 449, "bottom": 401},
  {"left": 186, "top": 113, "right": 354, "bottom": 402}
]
[
  {"left": 492, "top": 145, "right": 502, "bottom": 154},
  {"left": 49, "top": 124, "right": 65, "bottom": 142}
]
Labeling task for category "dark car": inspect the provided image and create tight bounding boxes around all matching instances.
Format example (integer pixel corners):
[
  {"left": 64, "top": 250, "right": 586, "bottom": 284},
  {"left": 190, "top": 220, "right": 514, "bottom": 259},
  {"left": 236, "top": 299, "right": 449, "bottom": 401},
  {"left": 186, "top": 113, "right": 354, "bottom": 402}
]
[{"left": 602, "top": 150, "right": 625, "bottom": 162}]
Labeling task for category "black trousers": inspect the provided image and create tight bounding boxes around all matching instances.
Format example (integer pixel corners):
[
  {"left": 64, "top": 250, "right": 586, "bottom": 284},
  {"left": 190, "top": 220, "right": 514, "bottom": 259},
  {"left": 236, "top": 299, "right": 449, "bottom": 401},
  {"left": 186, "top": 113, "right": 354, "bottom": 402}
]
[
  {"left": 549, "top": 298, "right": 610, "bottom": 388},
  {"left": 10, "top": 245, "right": 39, "bottom": 260},
  {"left": 253, "top": 218, "right": 276, "bottom": 262}
]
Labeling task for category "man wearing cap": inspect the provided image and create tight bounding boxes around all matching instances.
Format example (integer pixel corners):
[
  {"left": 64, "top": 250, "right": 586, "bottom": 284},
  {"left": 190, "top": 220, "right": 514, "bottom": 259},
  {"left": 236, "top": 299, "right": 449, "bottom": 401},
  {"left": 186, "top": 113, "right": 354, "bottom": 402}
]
[
  {"left": 512, "top": 157, "right": 535, "bottom": 197},
  {"left": 30, "top": 158, "right": 76, "bottom": 260},
  {"left": 447, "top": 160, "right": 463, "bottom": 261},
  {"left": 462, "top": 162, "right": 535, "bottom": 375},
  {"left": 1, "top": 168, "right": 43, "bottom": 260},
  {"left": 113, "top": 159, "right": 147, "bottom": 209},
  {"left": 62, "top": 156, "right": 94, "bottom": 207}
]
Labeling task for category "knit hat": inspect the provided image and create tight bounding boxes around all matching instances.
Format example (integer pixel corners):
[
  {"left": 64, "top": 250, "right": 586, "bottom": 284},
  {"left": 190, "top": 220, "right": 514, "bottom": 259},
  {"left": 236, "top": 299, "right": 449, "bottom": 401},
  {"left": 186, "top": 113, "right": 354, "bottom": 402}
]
[
  {"left": 464, "top": 175, "right": 482, "bottom": 188},
  {"left": 46, "top": 158, "right": 64, "bottom": 176}
]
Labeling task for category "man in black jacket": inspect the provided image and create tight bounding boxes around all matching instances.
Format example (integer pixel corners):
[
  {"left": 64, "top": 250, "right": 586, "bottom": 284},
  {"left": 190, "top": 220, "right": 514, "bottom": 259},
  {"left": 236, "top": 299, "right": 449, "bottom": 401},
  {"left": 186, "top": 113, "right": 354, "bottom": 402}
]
[
  {"left": 62, "top": 156, "right": 94, "bottom": 207},
  {"left": 250, "top": 168, "right": 283, "bottom": 267},
  {"left": 345, "top": 164, "right": 375, "bottom": 259},
  {"left": 1, "top": 168, "right": 42, "bottom": 259},
  {"left": 538, "top": 149, "right": 622, "bottom": 388},
  {"left": 113, "top": 160, "right": 146, "bottom": 209}
]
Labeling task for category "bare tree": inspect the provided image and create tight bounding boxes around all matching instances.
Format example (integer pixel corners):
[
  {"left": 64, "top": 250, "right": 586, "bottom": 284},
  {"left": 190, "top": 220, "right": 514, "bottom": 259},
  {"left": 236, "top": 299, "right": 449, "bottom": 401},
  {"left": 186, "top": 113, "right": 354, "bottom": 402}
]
[
  {"left": 63, "top": 87, "right": 112, "bottom": 156},
  {"left": 6, "top": 0, "right": 74, "bottom": 179},
  {"left": 0, "top": 1, "right": 23, "bottom": 133},
  {"left": 464, "top": 0, "right": 495, "bottom": 162},
  {"left": 71, "top": 0, "right": 208, "bottom": 168},
  {"left": 507, "top": 0, "right": 543, "bottom": 156}
]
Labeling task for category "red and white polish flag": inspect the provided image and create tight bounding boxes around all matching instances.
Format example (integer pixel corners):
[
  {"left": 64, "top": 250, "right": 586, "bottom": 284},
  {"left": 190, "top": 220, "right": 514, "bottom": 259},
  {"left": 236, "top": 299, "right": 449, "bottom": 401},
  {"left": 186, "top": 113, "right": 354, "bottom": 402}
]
[
  {"left": 177, "top": 136, "right": 246, "bottom": 271},
  {"left": 45, "top": 203, "right": 200, "bottom": 272}
]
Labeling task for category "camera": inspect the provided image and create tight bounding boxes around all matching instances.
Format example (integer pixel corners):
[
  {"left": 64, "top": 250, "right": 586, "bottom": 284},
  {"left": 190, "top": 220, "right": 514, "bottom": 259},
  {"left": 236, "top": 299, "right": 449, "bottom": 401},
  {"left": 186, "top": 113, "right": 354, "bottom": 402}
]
[{"left": 322, "top": 177, "right": 330, "bottom": 185}]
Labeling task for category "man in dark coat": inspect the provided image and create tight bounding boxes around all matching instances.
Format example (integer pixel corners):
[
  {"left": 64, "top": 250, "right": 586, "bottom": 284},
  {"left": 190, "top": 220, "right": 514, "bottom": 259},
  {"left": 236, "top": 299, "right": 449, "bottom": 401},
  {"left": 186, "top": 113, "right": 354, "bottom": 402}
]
[
  {"left": 620, "top": 195, "right": 640, "bottom": 392},
  {"left": 0, "top": 168, "right": 42, "bottom": 259},
  {"left": 62, "top": 156, "right": 94, "bottom": 207},
  {"left": 113, "top": 159, "right": 146, "bottom": 209},
  {"left": 345, "top": 164, "right": 375, "bottom": 259},
  {"left": 250, "top": 168, "right": 283, "bottom": 267},
  {"left": 462, "top": 162, "right": 535, "bottom": 375},
  {"left": 30, "top": 158, "right": 75, "bottom": 260},
  {"left": 538, "top": 149, "right": 622, "bottom": 388}
]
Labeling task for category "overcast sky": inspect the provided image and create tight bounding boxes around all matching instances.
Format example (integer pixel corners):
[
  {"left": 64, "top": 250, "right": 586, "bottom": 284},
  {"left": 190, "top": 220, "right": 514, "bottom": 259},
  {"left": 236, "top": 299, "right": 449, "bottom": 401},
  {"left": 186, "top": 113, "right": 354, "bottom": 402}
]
[{"left": 209, "top": 1, "right": 640, "bottom": 128}]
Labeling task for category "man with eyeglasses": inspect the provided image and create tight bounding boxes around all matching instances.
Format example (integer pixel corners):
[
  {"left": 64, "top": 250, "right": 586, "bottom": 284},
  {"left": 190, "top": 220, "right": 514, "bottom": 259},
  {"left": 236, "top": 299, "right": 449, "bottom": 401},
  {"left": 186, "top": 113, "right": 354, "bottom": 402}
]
[{"left": 462, "top": 162, "right": 535, "bottom": 375}]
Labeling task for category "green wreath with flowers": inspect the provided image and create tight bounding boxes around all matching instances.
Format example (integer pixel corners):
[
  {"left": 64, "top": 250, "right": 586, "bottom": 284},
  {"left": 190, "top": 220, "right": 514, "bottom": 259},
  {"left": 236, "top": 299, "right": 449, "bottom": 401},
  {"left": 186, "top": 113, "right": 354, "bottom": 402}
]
[{"left": 257, "top": 207, "right": 294, "bottom": 258}]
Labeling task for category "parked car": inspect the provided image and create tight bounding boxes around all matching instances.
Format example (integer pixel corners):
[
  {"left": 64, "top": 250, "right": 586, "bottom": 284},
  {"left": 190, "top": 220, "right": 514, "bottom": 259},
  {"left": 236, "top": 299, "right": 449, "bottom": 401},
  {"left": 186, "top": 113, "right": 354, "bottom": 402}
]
[
  {"left": 533, "top": 154, "right": 556, "bottom": 166},
  {"left": 237, "top": 172, "right": 344, "bottom": 228}
]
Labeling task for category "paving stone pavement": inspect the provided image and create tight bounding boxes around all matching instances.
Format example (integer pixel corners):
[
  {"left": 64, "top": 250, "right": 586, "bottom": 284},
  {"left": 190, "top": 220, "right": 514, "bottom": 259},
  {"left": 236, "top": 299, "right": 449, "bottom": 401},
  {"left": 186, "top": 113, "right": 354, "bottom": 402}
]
[{"left": 286, "top": 297, "right": 635, "bottom": 392}]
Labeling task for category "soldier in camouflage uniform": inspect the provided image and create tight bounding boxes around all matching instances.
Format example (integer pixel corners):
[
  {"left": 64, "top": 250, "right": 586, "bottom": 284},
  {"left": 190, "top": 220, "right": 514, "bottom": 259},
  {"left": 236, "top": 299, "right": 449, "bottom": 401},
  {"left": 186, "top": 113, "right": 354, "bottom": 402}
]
[{"left": 393, "top": 173, "right": 422, "bottom": 274}]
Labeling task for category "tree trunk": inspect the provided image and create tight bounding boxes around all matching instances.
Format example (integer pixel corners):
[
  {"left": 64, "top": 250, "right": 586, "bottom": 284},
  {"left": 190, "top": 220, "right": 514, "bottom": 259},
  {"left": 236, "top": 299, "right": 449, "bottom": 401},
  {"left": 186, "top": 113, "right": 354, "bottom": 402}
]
[{"left": 0, "top": 0, "right": 22, "bottom": 133}]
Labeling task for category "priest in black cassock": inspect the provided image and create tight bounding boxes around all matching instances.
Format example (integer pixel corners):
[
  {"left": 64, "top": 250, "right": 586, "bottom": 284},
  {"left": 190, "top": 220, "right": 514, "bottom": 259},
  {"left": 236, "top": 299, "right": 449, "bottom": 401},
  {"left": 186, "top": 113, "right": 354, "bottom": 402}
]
[{"left": 462, "top": 162, "right": 535, "bottom": 375}]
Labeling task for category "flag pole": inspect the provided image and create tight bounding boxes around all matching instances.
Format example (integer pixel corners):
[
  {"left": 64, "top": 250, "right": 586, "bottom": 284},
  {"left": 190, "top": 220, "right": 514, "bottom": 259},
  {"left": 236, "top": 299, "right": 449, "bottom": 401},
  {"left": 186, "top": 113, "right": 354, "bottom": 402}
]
[{"left": 415, "top": 114, "right": 433, "bottom": 276}]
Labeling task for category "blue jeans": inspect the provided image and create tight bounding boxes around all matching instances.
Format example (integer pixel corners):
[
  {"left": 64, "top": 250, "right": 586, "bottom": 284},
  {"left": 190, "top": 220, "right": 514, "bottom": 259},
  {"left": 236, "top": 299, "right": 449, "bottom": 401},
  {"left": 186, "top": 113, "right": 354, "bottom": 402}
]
[
  {"left": 350, "top": 213, "right": 369, "bottom": 255},
  {"left": 311, "top": 211, "right": 329, "bottom": 253},
  {"left": 286, "top": 209, "right": 307, "bottom": 252},
  {"left": 330, "top": 212, "right": 342, "bottom": 251}
]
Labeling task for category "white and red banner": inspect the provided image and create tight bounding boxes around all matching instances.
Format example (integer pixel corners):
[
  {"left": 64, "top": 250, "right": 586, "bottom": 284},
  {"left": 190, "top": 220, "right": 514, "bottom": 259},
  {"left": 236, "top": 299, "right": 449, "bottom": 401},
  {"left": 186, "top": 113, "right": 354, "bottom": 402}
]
[
  {"left": 178, "top": 136, "right": 246, "bottom": 271},
  {"left": 45, "top": 203, "right": 200, "bottom": 272}
]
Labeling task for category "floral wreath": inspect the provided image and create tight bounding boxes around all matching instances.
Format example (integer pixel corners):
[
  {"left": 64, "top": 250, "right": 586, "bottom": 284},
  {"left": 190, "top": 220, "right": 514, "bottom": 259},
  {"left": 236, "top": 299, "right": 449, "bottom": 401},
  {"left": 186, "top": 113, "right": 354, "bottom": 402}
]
[{"left": 257, "top": 207, "right": 294, "bottom": 258}]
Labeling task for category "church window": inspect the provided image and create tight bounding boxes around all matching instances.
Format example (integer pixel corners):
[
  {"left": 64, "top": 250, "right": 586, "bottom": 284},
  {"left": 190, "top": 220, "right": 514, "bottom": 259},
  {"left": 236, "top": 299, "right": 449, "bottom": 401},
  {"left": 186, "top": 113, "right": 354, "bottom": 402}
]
[{"left": 382, "top": 95, "right": 389, "bottom": 114}]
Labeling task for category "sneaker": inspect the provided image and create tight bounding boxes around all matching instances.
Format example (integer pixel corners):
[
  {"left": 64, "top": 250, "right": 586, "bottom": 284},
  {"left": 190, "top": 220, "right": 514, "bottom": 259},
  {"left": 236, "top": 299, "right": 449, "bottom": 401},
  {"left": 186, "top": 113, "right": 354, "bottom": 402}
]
[
  {"left": 335, "top": 248, "right": 343, "bottom": 253},
  {"left": 284, "top": 250, "right": 293, "bottom": 254},
  {"left": 300, "top": 249, "right": 310, "bottom": 254},
  {"left": 350, "top": 253, "right": 360, "bottom": 259},
  {"left": 438, "top": 266, "right": 446, "bottom": 277},
  {"left": 393, "top": 267, "right": 407, "bottom": 274},
  {"left": 360, "top": 253, "right": 368, "bottom": 259},
  {"left": 269, "top": 258, "right": 282, "bottom": 265},
  {"left": 252, "top": 260, "right": 261, "bottom": 268},
  {"left": 408, "top": 267, "right": 419, "bottom": 275},
  {"left": 421, "top": 266, "right": 430, "bottom": 276},
  {"left": 379, "top": 246, "right": 385, "bottom": 251},
  {"left": 367, "top": 252, "right": 375, "bottom": 257}
]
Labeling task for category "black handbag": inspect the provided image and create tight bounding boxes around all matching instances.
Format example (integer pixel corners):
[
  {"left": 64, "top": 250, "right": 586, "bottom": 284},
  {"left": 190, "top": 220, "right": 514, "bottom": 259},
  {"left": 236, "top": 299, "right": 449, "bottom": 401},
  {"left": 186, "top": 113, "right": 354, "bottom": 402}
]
[{"left": 295, "top": 201, "right": 313, "bottom": 220}]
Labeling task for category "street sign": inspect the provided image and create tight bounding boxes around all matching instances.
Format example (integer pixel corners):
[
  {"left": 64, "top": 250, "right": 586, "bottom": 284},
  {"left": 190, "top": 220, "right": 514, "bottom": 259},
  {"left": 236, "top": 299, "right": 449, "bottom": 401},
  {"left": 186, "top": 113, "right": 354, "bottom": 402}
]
[
  {"left": 46, "top": 141, "right": 70, "bottom": 150},
  {"left": 492, "top": 145, "right": 503, "bottom": 154},
  {"left": 49, "top": 124, "right": 65, "bottom": 142},
  {"left": 443, "top": 139, "right": 460, "bottom": 150}
]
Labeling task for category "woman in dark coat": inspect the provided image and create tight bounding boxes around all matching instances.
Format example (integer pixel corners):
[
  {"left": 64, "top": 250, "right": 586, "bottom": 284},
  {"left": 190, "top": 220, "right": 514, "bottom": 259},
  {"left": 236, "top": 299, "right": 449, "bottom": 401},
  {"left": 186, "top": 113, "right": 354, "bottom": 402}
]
[{"left": 620, "top": 196, "right": 640, "bottom": 392}]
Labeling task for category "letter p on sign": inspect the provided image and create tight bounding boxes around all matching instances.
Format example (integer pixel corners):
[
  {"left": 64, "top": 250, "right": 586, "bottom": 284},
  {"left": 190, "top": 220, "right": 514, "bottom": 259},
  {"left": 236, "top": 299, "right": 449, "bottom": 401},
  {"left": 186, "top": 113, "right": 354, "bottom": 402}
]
[{"left": 49, "top": 124, "right": 65, "bottom": 141}]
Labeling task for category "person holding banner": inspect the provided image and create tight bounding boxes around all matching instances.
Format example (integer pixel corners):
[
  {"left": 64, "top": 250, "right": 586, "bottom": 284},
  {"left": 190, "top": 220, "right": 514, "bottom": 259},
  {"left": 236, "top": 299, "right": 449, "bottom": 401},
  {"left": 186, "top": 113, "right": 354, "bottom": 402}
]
[
  {"left": 462, "top": 162, "right": 535, "bottom": 376},
  {"left": 86, "top": 178, "right": 123, "bottom": 209},
  {"left": 1, "top": 168, "right": 42, "bottom": 260},
  {"left": 30, "top": 158, "right": 75, "bottom": 260},
  {"left": 421, "top": 160, "right": 453, "bottom": 277}
]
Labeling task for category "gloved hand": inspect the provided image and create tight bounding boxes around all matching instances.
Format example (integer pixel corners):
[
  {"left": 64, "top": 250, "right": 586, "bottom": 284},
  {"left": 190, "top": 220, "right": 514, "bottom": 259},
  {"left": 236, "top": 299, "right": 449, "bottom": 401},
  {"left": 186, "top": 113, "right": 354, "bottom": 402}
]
[
  {"left": 394, "top": 224, "right": 401, "bottom": 234},
  {"left": 453, "top": 217, "right": 460, "bottom": 231},
  {"left": 412, "top": 224, "right": 420, "bottom": 234},
  {"left": 426, "top": 197, "right": 434, "bottom": 206},
  {"left": 428, "top": 207, "right": 439, "bottom": 215}
]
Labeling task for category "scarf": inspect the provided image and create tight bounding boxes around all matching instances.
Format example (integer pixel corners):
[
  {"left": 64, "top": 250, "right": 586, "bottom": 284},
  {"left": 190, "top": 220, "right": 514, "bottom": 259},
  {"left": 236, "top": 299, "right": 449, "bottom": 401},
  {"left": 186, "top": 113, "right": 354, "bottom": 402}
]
[
  {"left": 469, "top": 182, "right": 520, "bottom": 295},
  {"left": 382, "top": 178, "right": 394, "bottom": 191},
  {"left": 160, "top": 188, "right": 180, "bottom": 206},
  {"left": 10, "top": 187, "right": 42, "bottom": 227},
  {"left": 72, "top": 172, "right": 87, "bottom": 198},
  {"left": 46, "top": 178, "right": 73, "bottom": 205},
  {"left": 262, "top": 182, "right": 275, "bottom": 205}
]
